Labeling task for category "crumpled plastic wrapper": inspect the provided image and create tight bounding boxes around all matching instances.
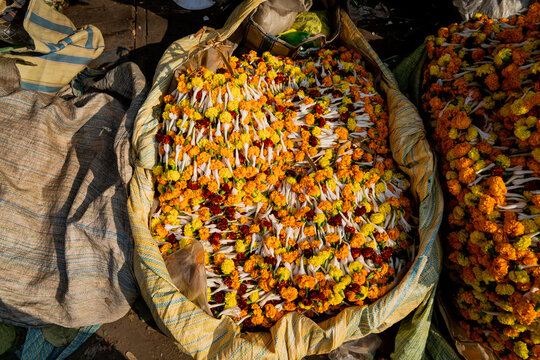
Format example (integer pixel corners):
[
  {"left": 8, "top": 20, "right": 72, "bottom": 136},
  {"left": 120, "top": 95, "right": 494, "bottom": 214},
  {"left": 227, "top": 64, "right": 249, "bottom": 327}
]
[
  {"left": 251, "top": 0, "right": 312, "bottom": 35},
  {"left": 452, "top": 0, "right": 528, "bottom": 20},
  {"left": 164, "top": 240, "right": 212, "bottom": 316},
  {"left": 328, "top": 334, "right": 382, "bottom": 360}
]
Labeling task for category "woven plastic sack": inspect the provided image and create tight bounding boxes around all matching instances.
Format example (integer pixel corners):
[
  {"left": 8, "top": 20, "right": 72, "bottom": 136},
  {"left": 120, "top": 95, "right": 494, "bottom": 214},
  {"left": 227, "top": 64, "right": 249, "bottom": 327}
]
[{"left": 128, "top": 1, "right": 443, "bottom": 359}]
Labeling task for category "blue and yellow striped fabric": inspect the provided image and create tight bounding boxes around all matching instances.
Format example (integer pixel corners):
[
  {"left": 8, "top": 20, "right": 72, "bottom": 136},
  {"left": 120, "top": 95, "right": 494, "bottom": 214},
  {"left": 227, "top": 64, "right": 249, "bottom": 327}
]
[
  {"left": 1, "top": 0, "right": 104, "bottom": 93},
  {"left": 21, "top": 325, "right": 99, "bottom": 360},
  {"left": 129, "top": 1, "right": 443, "bottom": 359}
]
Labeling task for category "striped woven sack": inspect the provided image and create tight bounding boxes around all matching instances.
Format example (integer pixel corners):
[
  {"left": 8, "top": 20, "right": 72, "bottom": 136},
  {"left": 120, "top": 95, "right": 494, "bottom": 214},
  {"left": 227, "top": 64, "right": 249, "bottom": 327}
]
[
  {"left": 0, "top": 0, "right": 104, "bottom": 93},
  {"left": 129, "top": 0, "right": 444, "bottom": 359}
]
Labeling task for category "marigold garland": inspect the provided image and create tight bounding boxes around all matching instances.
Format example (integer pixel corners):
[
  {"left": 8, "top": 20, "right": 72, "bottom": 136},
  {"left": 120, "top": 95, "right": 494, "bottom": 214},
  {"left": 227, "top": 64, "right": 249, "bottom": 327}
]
[
  {"left": 152, "top": 47, "right": 417, "bottom": 329},
  {"left": 424, "top": 4, "right": 540, "bottom": 360}
]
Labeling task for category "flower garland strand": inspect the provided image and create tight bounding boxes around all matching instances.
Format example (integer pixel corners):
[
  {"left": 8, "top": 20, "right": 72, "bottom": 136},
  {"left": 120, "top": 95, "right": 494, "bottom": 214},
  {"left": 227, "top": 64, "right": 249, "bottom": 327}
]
[{"left": 424, "top": 4, "right": 540, "bottom": 360}]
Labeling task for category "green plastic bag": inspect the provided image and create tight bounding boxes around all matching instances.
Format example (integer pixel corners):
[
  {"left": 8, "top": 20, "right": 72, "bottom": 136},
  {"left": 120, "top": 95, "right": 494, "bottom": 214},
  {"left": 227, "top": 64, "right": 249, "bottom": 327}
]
[{"left": 279, "top": 10, "right": 330, "bottom": 37}]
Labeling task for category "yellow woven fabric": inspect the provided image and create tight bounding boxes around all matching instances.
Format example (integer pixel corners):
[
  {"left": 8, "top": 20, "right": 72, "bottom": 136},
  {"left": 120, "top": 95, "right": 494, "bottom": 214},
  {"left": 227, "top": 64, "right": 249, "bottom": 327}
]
[
  {"left": 1, "top": 0, "right": 104, "bottom": 93},
  {"left": 128, "top": 1, "right": 443, "bottom": 359}
]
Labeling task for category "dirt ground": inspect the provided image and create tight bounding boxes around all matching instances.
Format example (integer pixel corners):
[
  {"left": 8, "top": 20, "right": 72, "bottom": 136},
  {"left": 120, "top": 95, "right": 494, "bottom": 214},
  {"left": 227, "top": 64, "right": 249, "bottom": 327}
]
[{"left": 3, "top": 0, "right": 462, "bottom": 359}]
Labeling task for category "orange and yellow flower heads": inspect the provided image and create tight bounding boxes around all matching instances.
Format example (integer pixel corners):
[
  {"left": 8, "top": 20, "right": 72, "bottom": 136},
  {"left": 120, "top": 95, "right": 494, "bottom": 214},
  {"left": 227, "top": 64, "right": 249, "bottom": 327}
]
[
  {"left": 424, "top": 4, "right": 540, "bottom": 360},
  {"left": 152, "top": 47, "right": 417, "bottom": 329}
]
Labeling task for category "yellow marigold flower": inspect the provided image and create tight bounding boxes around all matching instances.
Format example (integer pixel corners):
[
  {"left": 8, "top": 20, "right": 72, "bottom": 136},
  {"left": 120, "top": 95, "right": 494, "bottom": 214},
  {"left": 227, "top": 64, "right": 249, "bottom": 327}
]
[
  {"left": 448, "top": 128, "right": 459, "bottom": 139},
  {"left": 276, "top": 267, "right": 290, "bottom": 281},
  {"left": 509, "top": 270, "right": 529, "bottom": 284},
  {"left": 341, "top": 275, "right": 352, "bottom": 286},
  {"left": 219, "top": 111, "right": 233, "bottom": 123},
  {"left": 348, "top": 261, "right": 363, "bottom": 273},
  {"left": 191, "top": 218, "right": 202, "bottom": 230},
  {"left": 328, "top": 265, "right": 343, "bottom": 281},
  {"left": 469, "top": 309, "right": 480, "bottom": 321},
  {"left": 378, "top": 203, "right": 391, "bottom": 214},
  {"left": 307, "top": 254, "right": 324, "bottom": 267},
  {"left": 476, "top": 64, "right": 495, "bottom": 76},
  {"left": 514, "top": 126, "right": 531, "bottom": 141},
  {"left": 446, "top": 171, "right": 458, "bottom": 180},
  {"left": 452, "top": 205, "right": 465, "bottom": 220},
  {"left": 162, "top": 170, "right": 181, "bottom": 182},
  {"left": 221, "top": 259, "right": 235, "bottom": 275},
  {"left": 457, "top": 230, "right": 468, "bottom": 243},
  {"left": 470, "top": 185, "right": 483, "bottom": 197},
  {"left": 514, "top": 236, "right": 531, "bottom": 250},
  {"left": 361, "top": 223, "right": 375, "bottom": 236},
  {"left": 481, "top": 270, "right": 494, "bottom": 283},
  {"left": 375, "top": 182, "right": 386, "bottom": 194},
  {"left": 498, "top": 312, "right": 516, "bottom": 325},
  {"left": 511, "top": 98, "right": 529, "bottom": 116},
  {"left": 468, "top": 148, "right": 480, "bottom": 161},
  {"left": 235, "top": 240, "right": 246, "bottom": 253},
  {"left": 472, "top": 160, "right": 485, "bottom": 172},
  {"left": 464, "top": 193, "right": 477, "bottom": 207},
  {"left": 531, "top": 331, "right": 540, "bottom": 345},
  {"left": 495, "top": 283, "right": 514, "bottom": 296},
  {"left": 152, "top": 165, "right": 163, "bottom": 176},
  {"left": 328, "top": 292, "right": 344, "bottom": 306},
  {"left": 205, "top": 107, "right": 219, "bottom": 119},
  {"left": 513, "top": 341, "right": 529, "bottom": 359},
  {"left": 523, "top": 219, "right": 537, "bottom": 233},
  {"left": 227, "top": 100, "right": 239, "bottom": 112},
  {"left": 312, "top": 126, "right": 322, "bottom": 136},
  {"left": 218, "top": 167, "right": 232, "bottom": 179},
  {"left": 370, "top": 213, "right": 385, "bottom": 224},
  {"left": 313, "top": 213, "right": 325, "bottom": 224},
  {"left": 495, "top": 154, "right": 510, "bottom": 168},
  {"left": 456, "top": 253, "right": 470, "bottom": 267},
  {"left": 183, "top": 224, "right": 193, "bottom": 237},
  {"left": 191, "top": 76, "right": 204, "bottom": 88},
  {"left": 494, "top": 48, "right": 512, "bottom": 66},
  {"left": 429, "top": 65, "right": 440, "bottom": 76},
  {"left": 224, "top": 291, "right": 237, "bottom": 309},
  {"left": 347, "top": 118, "right": 356, "bottom": 131}
]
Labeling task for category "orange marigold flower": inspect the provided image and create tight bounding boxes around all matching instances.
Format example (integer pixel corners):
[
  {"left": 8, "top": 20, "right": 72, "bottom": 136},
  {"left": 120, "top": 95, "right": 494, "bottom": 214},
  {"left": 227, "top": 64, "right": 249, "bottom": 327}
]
[
  {"left": 489, "top": 257, "right": 509, "bottom": 280},
  {"left": 484, "top": 73, "right": 500, "bottom": 91},
  {"left": 503, "top": 219, "right": 525, "bottom": 237},
  {"left": 280, "top": 286, "right": 298, "bottom": 302},
  {"left": 295, "top": 275, "right": 317, "bottom": 290},
  {"left": 453, "top": 142, "right": 472, "bottom": 158},
  {"left": 495, "top": 243, "right": 517, "bottom": 261},
  {"left": 510, "top": 294, "right": 537, "bottom": 325},
  {"left": 478, "top": 195, "right": 496, "bottom": 214},
  {"left": 352, "top": 271, "right": 366, "bottom": 286},
  {"left": 452, "top": 111, "right": 472, "bottom": 130},
  {"left": 335, "top": 245, "right": 349, "bottom": 260},
  {"left": 486, "top": 176, "right": 507, "bottom": 197},
  {"left": 335, "top": 127, "right": 349, "bottom": 140},
  {"left": 458, "top": 167, "right": 476, "bottom": 184},
  {"left": 264, "top": 303, "right": 277, "bottom": 320},
  {"left": 283, "top": 301, "right": 296, "bottom": 312}
]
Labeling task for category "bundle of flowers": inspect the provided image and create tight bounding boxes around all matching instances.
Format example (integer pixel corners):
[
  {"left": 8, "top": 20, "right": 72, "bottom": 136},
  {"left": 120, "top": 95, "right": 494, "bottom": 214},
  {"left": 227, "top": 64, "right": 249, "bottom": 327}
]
[
  {"left": 150, "top": 47, "right": 417, "bottom": 330},
  {"left": 423, "top": 4, "right": 540, "bottom": 360}
]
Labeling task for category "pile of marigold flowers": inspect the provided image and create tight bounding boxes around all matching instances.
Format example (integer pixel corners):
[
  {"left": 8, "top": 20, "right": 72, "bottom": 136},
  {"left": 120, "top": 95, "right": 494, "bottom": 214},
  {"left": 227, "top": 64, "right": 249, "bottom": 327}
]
[
  {"left": 151, "top": 47, "right": 417, "bottom": 329},
  {"left": 423, "top": 4, "right": 540, "bottom": 360}
]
